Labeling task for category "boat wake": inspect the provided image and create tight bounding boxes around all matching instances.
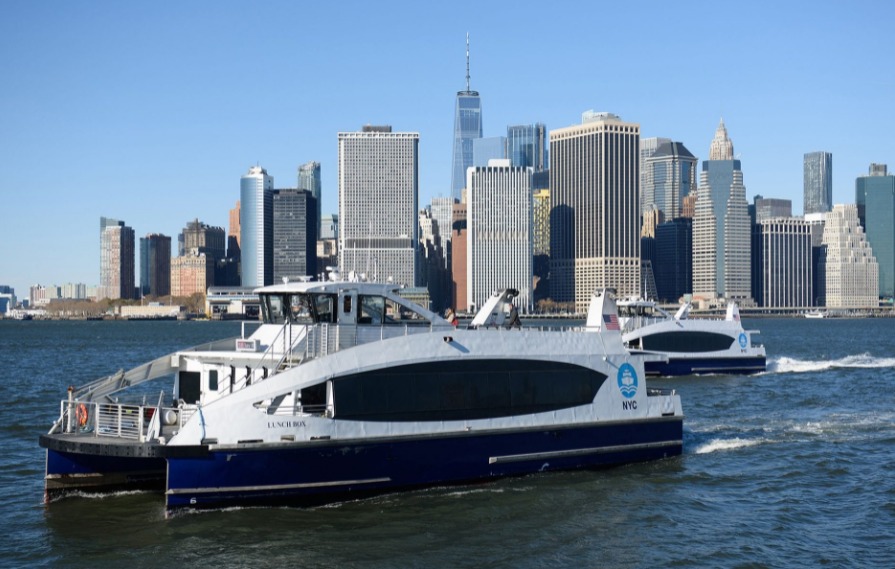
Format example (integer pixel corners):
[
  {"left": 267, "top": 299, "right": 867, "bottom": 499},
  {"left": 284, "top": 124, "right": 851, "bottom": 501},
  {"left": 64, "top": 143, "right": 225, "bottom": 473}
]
[
  {"left": 768, "top": 353, "right": 895, "bottom": 374},
  {"left": 692, "top": 437, "right": 763, "bottom": 455}
]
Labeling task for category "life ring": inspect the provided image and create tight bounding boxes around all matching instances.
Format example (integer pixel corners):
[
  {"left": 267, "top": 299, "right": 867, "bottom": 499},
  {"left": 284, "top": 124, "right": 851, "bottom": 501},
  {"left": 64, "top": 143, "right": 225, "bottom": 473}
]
[{"left": 76, "top": 403, "right": 88, "bottom": 427}]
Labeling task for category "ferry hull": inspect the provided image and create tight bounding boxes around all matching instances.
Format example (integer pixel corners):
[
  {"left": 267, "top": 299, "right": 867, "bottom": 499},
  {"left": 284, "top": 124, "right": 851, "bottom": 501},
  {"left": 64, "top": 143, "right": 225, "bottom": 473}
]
[
  {"left": 164, "top": 418, "right": 682, "bottom": 510},
  {"left": 644, "top": 355, "right": 767, "bottom": 377},
  {"left": 44, "top": 447, "right": 166, "bottom": 499}
]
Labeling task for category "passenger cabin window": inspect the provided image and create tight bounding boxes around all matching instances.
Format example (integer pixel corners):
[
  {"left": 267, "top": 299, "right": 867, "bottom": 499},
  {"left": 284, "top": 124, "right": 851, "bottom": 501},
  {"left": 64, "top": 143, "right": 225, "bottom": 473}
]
[
  {"left": 289, "top": 295, "right": 314, "bottom": 324},
  {"left": 358, "top": 295, "right": 385, "bottom": 325},
  {"left": 262, "top": 295, "right": 287, "bottom": 324},
  {"left": 208, "top": 370, "right": 219, "bottom": 391},
  {"left": 384, "top": 298, "right": 428, "bottom": 324},
  {"left": 261, "top": 293, "right": 338, "bottom": 325}
]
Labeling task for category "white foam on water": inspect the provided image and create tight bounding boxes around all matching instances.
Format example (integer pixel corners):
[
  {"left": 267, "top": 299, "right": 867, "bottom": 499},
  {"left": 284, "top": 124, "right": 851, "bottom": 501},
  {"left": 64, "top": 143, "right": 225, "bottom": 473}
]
[
  {"left": 768, "top": 353, "right": 895, "bottom": 374},
  {"left": 693, "top": 437, "right": 763, "bottom": 455}
]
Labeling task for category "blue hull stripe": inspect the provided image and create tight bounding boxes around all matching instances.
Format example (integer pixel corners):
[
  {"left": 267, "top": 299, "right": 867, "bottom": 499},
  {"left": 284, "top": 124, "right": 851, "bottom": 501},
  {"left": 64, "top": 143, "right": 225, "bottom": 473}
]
[
  {"left": 645, "top": 356, "right": 766, "bottom": 376},
  {"left": 165, "top": 419, "right": 682, "bottom": 509},
  {"left": 489, "top": 439, "right": 681, "bottom": 464}
]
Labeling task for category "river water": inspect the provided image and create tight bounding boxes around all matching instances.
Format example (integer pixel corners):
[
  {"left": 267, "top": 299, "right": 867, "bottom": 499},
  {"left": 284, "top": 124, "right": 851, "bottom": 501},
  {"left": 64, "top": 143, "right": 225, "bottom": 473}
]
[{"left": 2, "top": 318, "right": 894, "bottom": 568}]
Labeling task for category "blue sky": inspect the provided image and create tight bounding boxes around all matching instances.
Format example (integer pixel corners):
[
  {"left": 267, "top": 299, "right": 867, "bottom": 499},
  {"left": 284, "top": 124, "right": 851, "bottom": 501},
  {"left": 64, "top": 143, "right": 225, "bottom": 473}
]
[{"left": 2, "top": 0, "right": 894, "bottom": 297}]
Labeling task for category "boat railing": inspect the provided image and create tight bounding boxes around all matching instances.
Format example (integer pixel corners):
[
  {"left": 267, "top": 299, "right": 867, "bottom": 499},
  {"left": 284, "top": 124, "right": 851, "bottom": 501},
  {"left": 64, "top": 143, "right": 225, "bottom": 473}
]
[{"left": 53, "top": 399, "right": 194, "bottom": 442}]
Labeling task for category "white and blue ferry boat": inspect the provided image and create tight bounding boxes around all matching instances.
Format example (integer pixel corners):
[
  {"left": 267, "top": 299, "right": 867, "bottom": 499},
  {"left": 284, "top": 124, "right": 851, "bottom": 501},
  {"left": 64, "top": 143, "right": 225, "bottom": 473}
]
[
  {"left": 40, "top": 279, "right": 683, "bottom": 512},
  {"left": 612, "top": 298, "right": 766, "bottom": 376}
]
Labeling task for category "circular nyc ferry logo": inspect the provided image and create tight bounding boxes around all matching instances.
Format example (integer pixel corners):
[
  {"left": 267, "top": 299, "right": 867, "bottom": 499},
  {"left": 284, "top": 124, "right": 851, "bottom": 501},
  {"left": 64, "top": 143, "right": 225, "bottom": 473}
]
[
  {"left": 617, "top": 363, "right": 638, "bottom": 399},
  {"left": 738, "top": 332, "right": 748, "bottom": 349}
]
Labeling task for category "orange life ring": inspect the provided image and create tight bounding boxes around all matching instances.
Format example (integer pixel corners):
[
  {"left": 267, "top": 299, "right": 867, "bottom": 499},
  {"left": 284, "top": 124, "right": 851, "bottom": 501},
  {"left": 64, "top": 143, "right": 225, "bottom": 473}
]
[{"left": 76, "top": 403, "right": 88, "bottom": 427}]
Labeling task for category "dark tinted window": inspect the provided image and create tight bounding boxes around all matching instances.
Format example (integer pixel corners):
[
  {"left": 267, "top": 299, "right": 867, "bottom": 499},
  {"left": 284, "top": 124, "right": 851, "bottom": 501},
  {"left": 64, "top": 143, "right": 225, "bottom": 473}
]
[
  {"left": 333, "top": 359, "right": 606, "bottom": 421},
  {"left": 642, "top": 331, "right": 734, "bottom": 352}
]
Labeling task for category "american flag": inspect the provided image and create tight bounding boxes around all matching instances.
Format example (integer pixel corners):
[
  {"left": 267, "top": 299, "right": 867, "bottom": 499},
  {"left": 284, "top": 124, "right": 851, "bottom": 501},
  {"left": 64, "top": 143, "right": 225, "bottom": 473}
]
[{"left": 603, "top": 313, "right": 620, "bottom": 331}]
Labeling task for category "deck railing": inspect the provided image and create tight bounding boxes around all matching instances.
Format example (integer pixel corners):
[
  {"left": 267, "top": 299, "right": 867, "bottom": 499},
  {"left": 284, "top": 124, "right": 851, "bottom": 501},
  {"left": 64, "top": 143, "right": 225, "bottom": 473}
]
[{"left": 56, "top": 399, "right": 194, "bottom": 442}]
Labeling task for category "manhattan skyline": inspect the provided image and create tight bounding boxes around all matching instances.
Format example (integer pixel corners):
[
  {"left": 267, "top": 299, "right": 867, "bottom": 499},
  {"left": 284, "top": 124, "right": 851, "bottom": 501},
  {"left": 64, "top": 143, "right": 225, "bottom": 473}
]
[{"left": 2, "top": 1, "right": 894, "bottom": 296}]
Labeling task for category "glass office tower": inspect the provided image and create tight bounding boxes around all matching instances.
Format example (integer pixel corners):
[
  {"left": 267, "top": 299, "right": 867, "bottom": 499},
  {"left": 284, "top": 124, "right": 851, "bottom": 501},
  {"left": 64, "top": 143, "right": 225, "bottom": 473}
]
[{"left": 450, "top": 34, "right": 482, "bottom": 200}]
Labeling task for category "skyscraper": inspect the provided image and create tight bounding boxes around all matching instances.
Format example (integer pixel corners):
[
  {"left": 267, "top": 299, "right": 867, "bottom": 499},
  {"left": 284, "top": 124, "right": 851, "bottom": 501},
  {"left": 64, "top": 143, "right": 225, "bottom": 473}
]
[
  {"left": 298, "top": 161, "right": 322, "bottom": 236},
  {"left": 856, "top": 163, "right": 895, "bottom": 298},
  {"left": 655, "top": 217, "right": 692, "bottom": 302},
  {"left": 692, "top": 120, "right": 752, "bottom": 301},
  {"left": 466, "top": 160, "right": 533, "bottom": 312},
  {"left": 550, "top": 111, "right": 641, "bottom": 311},
  {"left": 472, "top": 136, "right": 506, "bottom": 167},
  {"left": 753, "top": 197, "right": 793, "bottom": 223},
  {"left": 804, "top": 151, "right": 832, "bottom": 215},
  {"left": 139, "top": 233, "right": 171, "bottom": 297},
  {"left": 273, "top": 188, "right": 318, "bottom": 281},
  {"left": 99, "top": 216, "right": 135, "bottom": 300},
  {"left": 338, "top": 125, "right": 419, "bottom": 286},
  {"left": 507, "top": 123, "right": 548, "bottom": 171},
  {"left": 240, "top": 166, "right": 274, "bottom": 287},
  {"left": 450, "top": 34, "right": 482, "bottom": 200},
  {"left": 820, "top": 204, "right": 878, "bottom": 308},
  {"left": 179, "top": 219, "right": 226, "bottom": 262},
  {"left": 754, "top": 218, "right": 812, "bottom": 308},
  {"left": 642, "top": 141, "right": 697, "bottom": 220}
]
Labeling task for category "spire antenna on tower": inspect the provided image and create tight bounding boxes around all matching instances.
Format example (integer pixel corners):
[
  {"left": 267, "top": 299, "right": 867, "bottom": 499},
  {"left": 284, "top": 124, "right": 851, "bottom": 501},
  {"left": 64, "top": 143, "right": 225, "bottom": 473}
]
[{"left": 466, "top": 32, "right": 470, "bottom": 93}]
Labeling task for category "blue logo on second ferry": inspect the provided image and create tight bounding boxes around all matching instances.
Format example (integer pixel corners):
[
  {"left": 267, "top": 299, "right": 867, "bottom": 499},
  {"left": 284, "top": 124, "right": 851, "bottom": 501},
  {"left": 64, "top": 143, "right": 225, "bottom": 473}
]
[
  {"left": 617, "top": 363, "right": 638, "bottom": 399},
  {"left": 738, "top": 332, "right": 747, "bottom": 348}
]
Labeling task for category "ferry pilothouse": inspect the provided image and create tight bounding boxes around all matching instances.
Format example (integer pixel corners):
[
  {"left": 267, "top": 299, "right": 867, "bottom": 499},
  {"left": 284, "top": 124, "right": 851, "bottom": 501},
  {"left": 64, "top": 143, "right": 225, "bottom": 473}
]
[{"left": 40, "top": 275, "right": 683, "bottom": 512}]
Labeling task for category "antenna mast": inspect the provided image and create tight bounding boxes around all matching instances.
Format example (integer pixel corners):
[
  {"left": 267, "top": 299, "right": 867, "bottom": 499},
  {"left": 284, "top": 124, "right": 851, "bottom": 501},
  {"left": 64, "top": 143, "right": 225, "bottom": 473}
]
[{"left": 465, "top": 32, "right": 470, "bottom": 92}]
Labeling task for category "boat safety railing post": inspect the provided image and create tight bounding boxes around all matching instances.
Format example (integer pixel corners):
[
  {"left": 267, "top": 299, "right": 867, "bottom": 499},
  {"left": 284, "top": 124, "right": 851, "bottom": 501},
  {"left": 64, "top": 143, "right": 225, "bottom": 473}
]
[
  {"left": 137, "top": 406, "right": 145, "bottom": 442},
  {"left": 66, "top": 386, "right": 74, "bottom": 433}
]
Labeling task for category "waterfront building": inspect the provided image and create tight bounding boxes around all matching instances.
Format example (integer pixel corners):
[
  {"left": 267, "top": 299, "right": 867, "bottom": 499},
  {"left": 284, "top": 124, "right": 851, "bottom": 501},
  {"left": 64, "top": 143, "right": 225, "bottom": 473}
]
[
  {"left": 430, "top": 196, "right": 454, "bottom": 248},
  {"left": 451, "top": 201, "right": 468, "bottom": 312},
  {"left": 550, "top": 111, "right": 640, "bottom": 311},
  {"left": 240, "top": 166, "right": 274, "bottom": 288},
  {"left": 655, "top": 217, "right": 693, "bottom": 303},
  {"left": 316, "top": 239, "right": 338, "bottom": 276},
  {"left": 804, "top": 151, "right": 833, "bottom": 215},
  {"left": 820, "top": 204, "right": 879, "bottom": 308},
  {"left": 179, "top": 220, "right": 225, "bottom": 263},
  {"left": 0, "top": 290, "right": 13, "bottom": 314},
  {"left": 171, "top": 252, "right": 214, "bottom": 297},
  {"left": 532, "top": 187, "right": 551, "bottom": 303},
  {"left": 273, "top": 188, "right": 318, "bottom": 282},
  {"left": 418, "top": 209, "right": 450, "bottom": 312},
  {"left": 29, "top": 284, "right": 54, "bottom": 306},
  {"left": 507, "top": 123, "right": 548, "bottom": 171},
  {"left": 681, "top": 194, "right": 696, "bottom": 219},
  {"left": 640, "top": 137, "right": 671, "bottom": 210},
  {"left": 338, "top": 125, "right": 419, "bottom": 286},
  {"left": 298, "top": 161, "right": 322, "bottom": 236},
  {"left": 99, "top": 216, "right": 135, "bottom": 300},
  {"left": 59, "top": 283, "right": 88, "bottom": 300},
  {"left": 754, "top": 197, "right": 792, "bottom": 223},
  {"left": 754, "top": 218, "right": 812, "bottom": 308},
  {"left": 227, "top": 200, "right": 241, "bottom": 283},
  {"left": 450, "top": 34, "right": 483, "bottom": 200},
  {"left": 472, "top": 136, "right": 506, "bottom": 167},
  {"left": 856, "top": 163, "right": 895, "bottom": 298},
  {"left": 642, "top": 141, "right": 697, "bottom": 220},
  {"left": 466, "top": 159, "right": 533, "bottom": 312},
  {"left": 641, "top": 204, "right": 664, "bottom": 238},
  {"left": 320, "top": 213, "right": 339, "bottom": 241},
  {"left": 692, "top": 120, "right": 752, "bottom": 302},
  {"left": 804, "top": 212, "right": 827, "bottom": 306},
  {"left": 139, "top": 233, "right": 171, "bottom": 298}
]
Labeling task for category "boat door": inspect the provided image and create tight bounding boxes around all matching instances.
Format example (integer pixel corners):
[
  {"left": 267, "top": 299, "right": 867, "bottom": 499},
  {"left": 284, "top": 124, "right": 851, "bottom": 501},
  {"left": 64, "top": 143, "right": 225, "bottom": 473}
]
[{"left": 338, "top": 290, "right": 358, "bottom": 349}]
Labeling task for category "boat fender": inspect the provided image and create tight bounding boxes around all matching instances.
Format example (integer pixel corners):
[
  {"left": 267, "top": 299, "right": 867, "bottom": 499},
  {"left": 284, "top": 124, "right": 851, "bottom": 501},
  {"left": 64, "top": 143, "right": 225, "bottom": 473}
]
[
  {"left": 76, "top": 403, "right": 88, "bottom": 427},
  {"left": 164, "top": 409, "right": 178, "bottom": 426}
]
